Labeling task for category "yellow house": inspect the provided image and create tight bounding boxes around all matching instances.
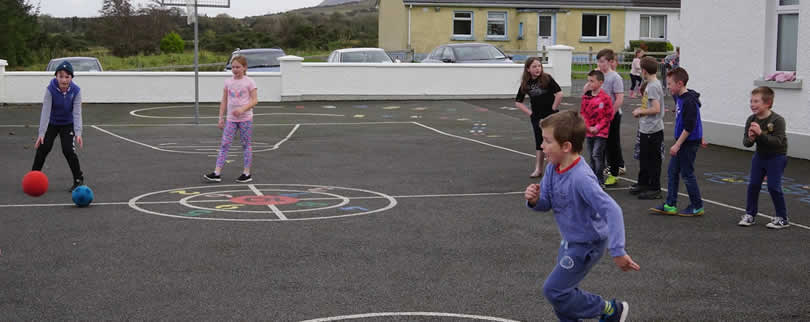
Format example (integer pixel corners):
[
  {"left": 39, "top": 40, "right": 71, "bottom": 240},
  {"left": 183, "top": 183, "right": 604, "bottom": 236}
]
[{"left": 378, "top": 0, "right": 680, "bottom": 59}]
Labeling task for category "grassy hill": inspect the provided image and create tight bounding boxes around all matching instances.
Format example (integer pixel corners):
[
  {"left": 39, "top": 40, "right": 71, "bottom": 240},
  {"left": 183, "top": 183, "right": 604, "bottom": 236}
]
[
  {"left": 282, "top": 0, "right": 377, "bottom": 15},
  {"left": 318, "top": 0, "right": 365, "bottom": 6}
]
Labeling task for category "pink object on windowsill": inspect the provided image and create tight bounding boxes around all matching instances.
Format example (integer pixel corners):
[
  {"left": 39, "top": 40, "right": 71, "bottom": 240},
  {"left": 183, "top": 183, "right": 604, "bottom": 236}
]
[{"left": 764, "top": 72, "right": 797, "bottom": 83}]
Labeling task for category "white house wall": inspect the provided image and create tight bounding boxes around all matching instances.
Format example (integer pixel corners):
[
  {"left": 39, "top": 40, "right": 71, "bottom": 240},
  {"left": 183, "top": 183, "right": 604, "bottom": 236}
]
[
  {"left": 681, "top": 0, "right": 809, "bottom": 160},
  {"left": 624, "top": 9, "right": 680, "bottom": 49}
]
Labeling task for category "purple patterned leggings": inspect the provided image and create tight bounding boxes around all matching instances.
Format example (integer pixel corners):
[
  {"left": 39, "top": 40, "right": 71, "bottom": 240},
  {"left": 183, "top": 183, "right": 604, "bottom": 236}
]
[{"left": 216, "top": 120, "right": 252, "bottom": 170}]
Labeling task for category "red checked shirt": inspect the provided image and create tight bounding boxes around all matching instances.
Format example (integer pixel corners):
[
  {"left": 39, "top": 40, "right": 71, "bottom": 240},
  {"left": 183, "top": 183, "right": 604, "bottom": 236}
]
[{"left": 580, "top": 89, "right": 614, "bottom": 138}]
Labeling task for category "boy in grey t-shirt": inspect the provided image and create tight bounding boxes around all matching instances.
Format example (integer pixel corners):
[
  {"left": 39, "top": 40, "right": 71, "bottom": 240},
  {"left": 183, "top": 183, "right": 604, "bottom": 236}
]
[
  {"left": 602, "top": 50, "right": 625, "bottom": 186},
  {"left": 631, "top": 57, "right": 665, "bottom": 199}
]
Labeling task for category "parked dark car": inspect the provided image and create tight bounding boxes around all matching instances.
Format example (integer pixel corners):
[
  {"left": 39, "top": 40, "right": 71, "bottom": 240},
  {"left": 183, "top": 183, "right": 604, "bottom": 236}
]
[
  {"left": 46, "top": 57, "right": 103, "bottom": 72},
  {"left": 421, "top": 43, "right": 513, "bottom": 64},
  {"left": 225, "top": 48, "right": 286, "bottom": 72}
]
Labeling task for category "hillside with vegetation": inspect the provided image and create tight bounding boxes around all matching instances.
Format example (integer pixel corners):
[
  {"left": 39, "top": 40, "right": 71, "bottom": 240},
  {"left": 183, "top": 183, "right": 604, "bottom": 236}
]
[{"left": 1, "top": 0, "right": 378, "bottom": 71}]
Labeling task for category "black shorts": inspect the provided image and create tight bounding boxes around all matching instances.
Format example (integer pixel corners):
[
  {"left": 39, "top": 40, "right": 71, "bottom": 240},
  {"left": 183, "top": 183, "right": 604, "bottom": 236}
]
[{"left": 530, "top": 114, "right": 544, "bottom": 151}]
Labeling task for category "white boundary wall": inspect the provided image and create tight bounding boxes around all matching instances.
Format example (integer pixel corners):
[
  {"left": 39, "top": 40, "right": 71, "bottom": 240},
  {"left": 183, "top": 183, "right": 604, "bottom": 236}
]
[
  {"left": 0, "top": 45, "right": 574, "bottom": 104},
  {"left": 680, "top": 0, "right": 809, "bottom": 160}
]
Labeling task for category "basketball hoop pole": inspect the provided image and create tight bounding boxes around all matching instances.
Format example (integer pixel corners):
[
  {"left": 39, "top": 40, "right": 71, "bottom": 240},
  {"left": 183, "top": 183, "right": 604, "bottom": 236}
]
[
  {"left": 161, "top": 0, "right": 230, "bottom": 124},
  {"left": 193, "top": 0, "right": 199, "bottom": 125}
]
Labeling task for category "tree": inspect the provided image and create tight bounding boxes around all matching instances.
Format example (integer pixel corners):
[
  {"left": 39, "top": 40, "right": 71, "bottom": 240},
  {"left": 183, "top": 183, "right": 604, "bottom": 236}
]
[
  {"left": 160, "top": 32, "right": 184, "bottom": 53},
  {"left": 98, "top": 0, "right": 137, "bottom": 56},
  {"left": 0, "top": 0, "right": 44, "bottom": 67}
]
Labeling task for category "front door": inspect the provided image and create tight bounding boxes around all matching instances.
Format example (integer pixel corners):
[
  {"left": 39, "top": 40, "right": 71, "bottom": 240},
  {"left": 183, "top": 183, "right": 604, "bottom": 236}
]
[{"left": 538, "top": 14, "right": 555, "bottom": 51}]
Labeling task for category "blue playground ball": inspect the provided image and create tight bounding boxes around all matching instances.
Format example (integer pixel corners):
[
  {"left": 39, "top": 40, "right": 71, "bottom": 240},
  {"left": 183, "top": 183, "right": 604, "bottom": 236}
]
[{"left": 71, "top": 185, "right": 94, "bottom": 207}]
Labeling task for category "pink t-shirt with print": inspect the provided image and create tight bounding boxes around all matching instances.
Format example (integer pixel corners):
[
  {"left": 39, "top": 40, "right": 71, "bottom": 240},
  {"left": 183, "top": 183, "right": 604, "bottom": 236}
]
[{"left": 224, "top": 75, "right": 257, "bottom": 122}]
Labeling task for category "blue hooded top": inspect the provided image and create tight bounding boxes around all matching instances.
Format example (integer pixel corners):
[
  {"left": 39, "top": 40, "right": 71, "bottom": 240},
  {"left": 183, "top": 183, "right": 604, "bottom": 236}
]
[
  {"left": 673, "top": 89, "right": 702, "bottom": 142},
  {"left": 38, "top": 78, "right": 83, "bottom": 137}
]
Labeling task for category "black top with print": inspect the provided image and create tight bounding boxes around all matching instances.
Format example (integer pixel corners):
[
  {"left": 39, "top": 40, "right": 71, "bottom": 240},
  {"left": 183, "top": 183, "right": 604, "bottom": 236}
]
[{"left": 516, "top": 76, "right": 562, "bottom": 119}]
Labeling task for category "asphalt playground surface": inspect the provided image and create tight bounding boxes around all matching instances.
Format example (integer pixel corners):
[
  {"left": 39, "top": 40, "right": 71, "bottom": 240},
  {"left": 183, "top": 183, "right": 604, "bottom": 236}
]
[{"left": 2, "top": 94, "right": 810, "bottom": 321}]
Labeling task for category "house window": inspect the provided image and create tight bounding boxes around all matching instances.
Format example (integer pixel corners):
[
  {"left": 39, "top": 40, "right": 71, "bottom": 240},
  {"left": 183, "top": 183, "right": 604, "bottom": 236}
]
[
  {"left": 453, "top": 11, "right": 474, "bottom": 39},
  {"left": 487, "top": 12, "right": 507, "bottom": 40},
  {"left": 640, "top": 15, "right": 666, "bottom": 39},
  {"left": 582, "top": 14, "right": 609, "bottom": 40},
  {"left": 776, "top": 0, "right": 799, "bottom": 71}
]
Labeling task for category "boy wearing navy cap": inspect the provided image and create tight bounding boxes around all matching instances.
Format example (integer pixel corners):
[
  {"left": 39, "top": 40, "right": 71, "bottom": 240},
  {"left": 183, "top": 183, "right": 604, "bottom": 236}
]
[{"left": 32, "top": 61, "right": 85, "bottom": 192}]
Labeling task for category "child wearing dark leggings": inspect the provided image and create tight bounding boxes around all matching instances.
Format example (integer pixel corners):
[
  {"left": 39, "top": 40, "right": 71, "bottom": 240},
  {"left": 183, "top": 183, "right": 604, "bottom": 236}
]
[{"left": 32, "top": 61, "right": 85, "bottom": 192}]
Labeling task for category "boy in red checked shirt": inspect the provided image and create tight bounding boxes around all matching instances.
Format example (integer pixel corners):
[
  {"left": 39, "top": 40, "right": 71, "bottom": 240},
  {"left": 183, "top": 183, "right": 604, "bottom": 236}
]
[{"left": 580, "top": 70, "right": 615, "bottom": 187}]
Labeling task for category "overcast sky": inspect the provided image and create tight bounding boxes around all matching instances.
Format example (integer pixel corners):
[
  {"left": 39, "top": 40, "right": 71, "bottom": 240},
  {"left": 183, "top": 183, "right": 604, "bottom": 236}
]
[{"left": 38, "top": 0, "right": 324, "bottom": 18}]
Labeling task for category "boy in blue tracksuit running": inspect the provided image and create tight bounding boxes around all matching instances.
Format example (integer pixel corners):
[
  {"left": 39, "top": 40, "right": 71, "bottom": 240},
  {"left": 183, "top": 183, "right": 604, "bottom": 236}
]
[
  {"left": 650, "top": 67, "right": 705, "bottom": 216},
  {"left": 524, "top": 110, "right": 640, "bottom": 322}
]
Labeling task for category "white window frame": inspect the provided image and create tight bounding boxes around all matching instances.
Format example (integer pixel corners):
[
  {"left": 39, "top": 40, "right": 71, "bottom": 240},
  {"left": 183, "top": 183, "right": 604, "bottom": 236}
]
[
  {"left": 639, "top": 14, "right": 667, "bottom": 40},
  {"left": 452, "top": 11, "right": 474, "bottom": 40},
  {"left": 486, "top": 11, "right": 508, "bottom": 41},
  {"left": 772, "top": 0, "right": 799, "bottom": 72},
  {"left": 581, "top": 14, "right": 610, "bottom": 42}
]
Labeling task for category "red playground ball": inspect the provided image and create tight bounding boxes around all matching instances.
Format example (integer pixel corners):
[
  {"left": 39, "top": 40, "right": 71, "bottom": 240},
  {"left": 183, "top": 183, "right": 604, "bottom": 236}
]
[{"left": 22, "top": 170, "right": 49, "bottom": 197}]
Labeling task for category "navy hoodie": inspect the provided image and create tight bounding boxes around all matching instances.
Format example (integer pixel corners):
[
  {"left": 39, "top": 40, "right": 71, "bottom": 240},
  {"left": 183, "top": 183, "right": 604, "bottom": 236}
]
[
  {"left": 673, "top": 89, "right": 702, "bottom": 142},
  {"left": 39, "top": 78, "right": 82, "bottom": 137}
]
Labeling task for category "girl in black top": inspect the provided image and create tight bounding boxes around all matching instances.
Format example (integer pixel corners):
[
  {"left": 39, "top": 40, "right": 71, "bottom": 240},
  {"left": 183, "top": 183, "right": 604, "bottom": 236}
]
[{"left": 515, "top": 57, "right": 563, "bottom": 178}]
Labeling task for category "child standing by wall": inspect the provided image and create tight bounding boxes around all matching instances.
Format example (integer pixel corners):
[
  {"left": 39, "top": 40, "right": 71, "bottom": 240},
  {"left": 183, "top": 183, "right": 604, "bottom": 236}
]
[
  {"left": 515, "top": 57, "right": 564, "bottom": 178},
  {"left": 32, "top": 61, "right": 85, "bottom": 192},
  {"left": 524, "top": 110, "right": 639, "bottom": 322},
  {"left": 580, "top": 70, "right": 614, "bottom": 187},
  {"left": 630, "top": 57, "right": 665, "bottom": 200},
  {"left": 204, "top": 55, "right": 258, "bottom": 183},
  {"left": 737, "top": 86, "right": 790, "bottom": 229},
  {"left": 650, "top": 67, "right": 704, "bottom": 217}
]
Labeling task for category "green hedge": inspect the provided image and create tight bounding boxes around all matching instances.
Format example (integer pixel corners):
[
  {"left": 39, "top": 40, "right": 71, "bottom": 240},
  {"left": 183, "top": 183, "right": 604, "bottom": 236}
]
[{"left": 627, "top": 40, "right": 673, "bottom": 53}]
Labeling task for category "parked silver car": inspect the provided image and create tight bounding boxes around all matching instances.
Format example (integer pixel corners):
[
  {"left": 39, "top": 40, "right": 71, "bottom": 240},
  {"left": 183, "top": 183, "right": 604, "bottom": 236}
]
[
  {"left": 327, "top": 48, "right": 396, "bottom": 63},
  {"left": 226, "top": 48, "right": 286, "bottom": 72},
  {"left": 421, "top": 43, "right": 513, "bottom": 64},
  {"left": 46, "top": 57, "right": 103, "bottom": 72}
]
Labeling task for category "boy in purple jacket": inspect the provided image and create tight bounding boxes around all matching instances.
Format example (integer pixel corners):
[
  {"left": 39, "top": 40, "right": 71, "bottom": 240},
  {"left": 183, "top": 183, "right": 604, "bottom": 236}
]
[
  {"left": 32, "top": 61, "right": 85, "bottom": 192},
  {"left": 525, "top": 110, "right": 640, "bottom": 322}
]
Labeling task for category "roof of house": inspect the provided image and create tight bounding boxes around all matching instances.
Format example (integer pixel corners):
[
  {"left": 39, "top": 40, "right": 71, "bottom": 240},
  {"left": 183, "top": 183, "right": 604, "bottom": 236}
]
[{"left": 400, "top": 0, "right": 680, "bottom": 8}]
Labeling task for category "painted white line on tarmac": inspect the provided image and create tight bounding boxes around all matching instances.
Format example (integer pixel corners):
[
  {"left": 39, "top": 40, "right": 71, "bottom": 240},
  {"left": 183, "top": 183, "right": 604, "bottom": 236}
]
[
  {"left": 413, "top": 122, "right": 810, "bottom": 231},
  {"left": 0, "top": 191, "right": 523, "bottom": 208},
  {"left": 248, "top": 184, "right": 287, "bottom": 220},
  {"left": 299, "top": 312, "right": 520, "bottom": 322},
  {"left": 91, "top": 124, "right": 298, "bottom": 154}
]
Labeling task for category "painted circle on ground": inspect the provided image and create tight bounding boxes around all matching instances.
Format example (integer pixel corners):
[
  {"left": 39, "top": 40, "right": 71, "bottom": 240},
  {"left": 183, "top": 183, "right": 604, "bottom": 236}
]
[
  {"left": 177, "top": 189, "right": 351, "bottom": 214},
  {"left": 299, "top": 312, "right": 520, "bottom": 322},
  {"left": 230, "top": 195, "right": 299, "bottom": 205},
  {"left": 128, "top": 184, "right": 397, "bottom": 222}
]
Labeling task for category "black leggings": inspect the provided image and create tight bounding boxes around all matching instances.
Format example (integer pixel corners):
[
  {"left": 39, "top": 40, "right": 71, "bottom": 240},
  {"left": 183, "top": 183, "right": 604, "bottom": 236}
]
[
  {"left": 32, "top": 123, "right": 83, "bottom": 180},
  {"left": 630, "top": 74, "right": 642, "bottom": 91},
  {"left": 606, "top": 112, "right": 624, "bottom": 176}
]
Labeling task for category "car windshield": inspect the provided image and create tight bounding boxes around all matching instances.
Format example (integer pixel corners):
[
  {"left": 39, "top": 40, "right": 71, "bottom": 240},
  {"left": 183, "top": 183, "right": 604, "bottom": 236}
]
[
  {"left": 341, "top": 51, "right": 392, "bottom": 63},
  {"left": 453, "top": 46, "right": 506, "bottom": 61},
  {"left": 230, "top": 51, "right": 284, "bottom": 68},
  {"left": 50, "top": 59, "right": 100, "bottom": 71}
]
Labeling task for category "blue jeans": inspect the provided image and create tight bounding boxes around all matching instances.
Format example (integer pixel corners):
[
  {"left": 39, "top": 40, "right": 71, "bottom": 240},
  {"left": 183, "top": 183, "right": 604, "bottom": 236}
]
[
  {"left": 747, "top": 153, "right": 788, "bottom": 219},
  {"left": 666, "top": 141, "right": 702, "bottom": 209},
  {"left": 542, "top": 239, "right": 607, "bottom": 322},
  {"left": 586, "top": 137, "right": 607, "bottom": 184}
]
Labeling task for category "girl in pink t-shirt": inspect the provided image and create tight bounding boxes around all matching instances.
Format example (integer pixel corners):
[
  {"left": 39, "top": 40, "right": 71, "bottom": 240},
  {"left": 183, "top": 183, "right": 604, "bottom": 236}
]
[{"left": 204, "top": 55, "right": 258, "bottom": 183}]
